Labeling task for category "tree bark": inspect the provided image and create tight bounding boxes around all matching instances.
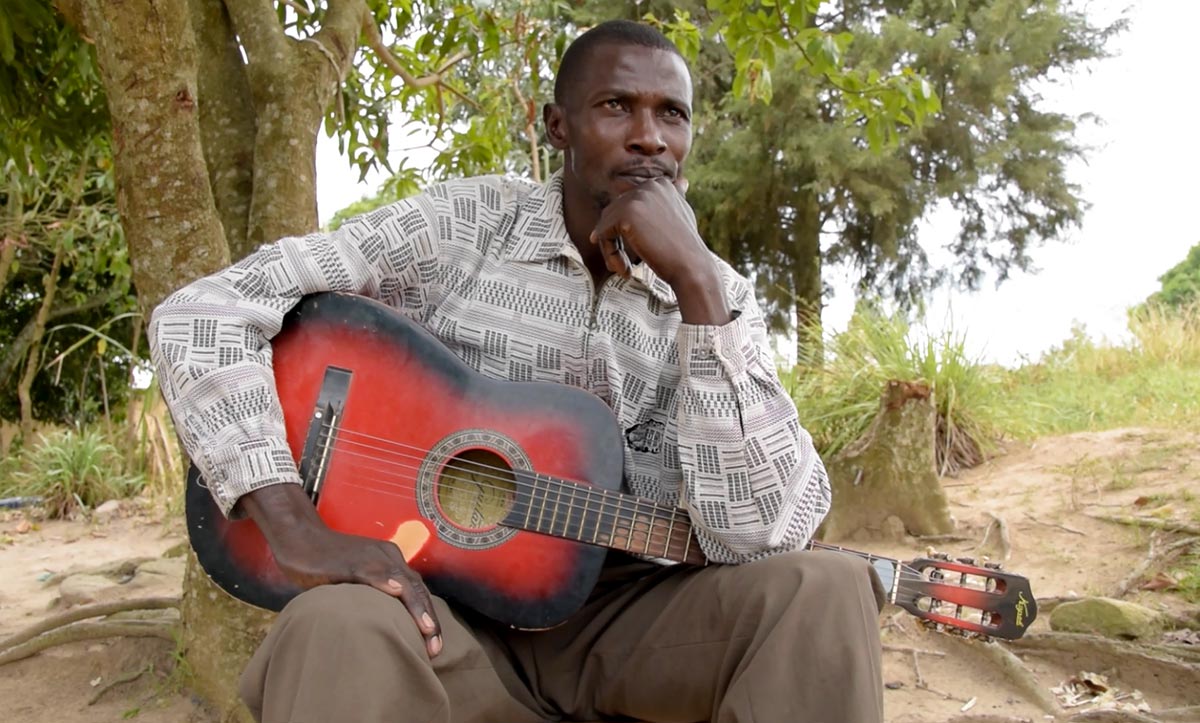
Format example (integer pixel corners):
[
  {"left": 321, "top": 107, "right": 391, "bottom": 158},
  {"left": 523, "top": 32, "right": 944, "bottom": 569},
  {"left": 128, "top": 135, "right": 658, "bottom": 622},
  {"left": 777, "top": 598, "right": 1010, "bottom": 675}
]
[
  {"left": 190, "top": 0, "right": 257, "bottom": 261},
  {"left": 820, "top": 380, "right": 955, "bottom": 541},
  {"left": 225, "top": 0, "right": 366, "bottom": 247},
  {"left": 72, "top": 0, "right": 230, "bottom": 315}
]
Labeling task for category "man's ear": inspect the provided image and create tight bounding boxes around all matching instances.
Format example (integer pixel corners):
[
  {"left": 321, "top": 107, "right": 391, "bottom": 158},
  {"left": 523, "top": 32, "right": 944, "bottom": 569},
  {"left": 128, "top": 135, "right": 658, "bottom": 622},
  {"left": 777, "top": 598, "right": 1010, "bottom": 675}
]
[{"left": 543, "top": 103, "right": 568, "bottom": 151}]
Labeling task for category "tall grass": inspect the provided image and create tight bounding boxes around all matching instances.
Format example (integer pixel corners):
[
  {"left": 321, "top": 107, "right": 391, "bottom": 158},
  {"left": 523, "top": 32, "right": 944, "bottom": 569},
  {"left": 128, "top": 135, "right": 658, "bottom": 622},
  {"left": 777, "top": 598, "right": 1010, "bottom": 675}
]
[
  {"left": 997, "top": 303, "right": 1200, "bottom": 436},
  {"left": 5, "top": 427, "right": 144, "bottom": 518},
  {"left": 786, "top": 306, "right": 1009, "bottom": 472}
]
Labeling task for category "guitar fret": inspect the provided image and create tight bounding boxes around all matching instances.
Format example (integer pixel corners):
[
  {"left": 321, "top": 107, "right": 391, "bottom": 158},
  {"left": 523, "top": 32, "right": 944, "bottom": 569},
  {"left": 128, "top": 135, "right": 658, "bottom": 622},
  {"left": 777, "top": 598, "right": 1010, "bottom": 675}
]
[
  {"left": 548, "top": 478, "right": 561, "bottom": 536},
  {"left": 640, "top": 500, "right": 653, "bottom": 555},
  {"left": 522, "top": 473, "right": 536, "bottom": 529},
  {"left": 535, "top": 474, "right": 550, "bottom": 533},
  {"left": 565, "top": 484, "right": 579, "bottom": 540},
  {"left": 664, "top": 509, "right": 676, "bottom": 560}
]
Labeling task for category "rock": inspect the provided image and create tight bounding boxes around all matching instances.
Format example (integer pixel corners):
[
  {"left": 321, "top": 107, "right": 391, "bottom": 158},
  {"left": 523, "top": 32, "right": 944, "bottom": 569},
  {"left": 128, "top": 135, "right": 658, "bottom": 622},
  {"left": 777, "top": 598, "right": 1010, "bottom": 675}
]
[
  {"left": 1050, "top": 597, "right": 1164, "bottom": 640},
  {"left": 93, "top": 499, "right": 122, "bottom": 519},
  {"left": 128, "top": 557, "right": 186, "bottom": 595},
  {"left": 60, "top": 573, "right": 126, "bottom": 606}
]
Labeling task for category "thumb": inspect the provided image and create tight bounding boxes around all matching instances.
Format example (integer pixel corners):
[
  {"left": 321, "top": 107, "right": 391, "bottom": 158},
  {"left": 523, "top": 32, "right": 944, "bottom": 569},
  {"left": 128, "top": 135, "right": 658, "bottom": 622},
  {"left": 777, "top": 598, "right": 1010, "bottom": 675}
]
[{"left": 673, "top": 176, "right": 689, "bottom": 196}]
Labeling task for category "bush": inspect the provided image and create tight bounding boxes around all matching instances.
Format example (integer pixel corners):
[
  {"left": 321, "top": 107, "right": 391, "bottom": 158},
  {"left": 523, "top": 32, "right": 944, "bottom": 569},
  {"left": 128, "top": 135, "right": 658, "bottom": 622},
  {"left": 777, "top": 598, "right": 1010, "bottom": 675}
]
[
  {"left": 10, "top": 427, "right": 143, "bottom": 518},
  {"left": 787, "top": 306, "right": 1007, "bottom": 474}
]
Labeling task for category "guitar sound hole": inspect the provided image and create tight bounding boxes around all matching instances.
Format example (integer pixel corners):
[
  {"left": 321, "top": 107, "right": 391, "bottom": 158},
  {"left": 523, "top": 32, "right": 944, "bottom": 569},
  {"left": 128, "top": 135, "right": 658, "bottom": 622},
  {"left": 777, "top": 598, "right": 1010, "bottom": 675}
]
[{"left": 435, "top": 448, "right": 516, "bottom": 530}]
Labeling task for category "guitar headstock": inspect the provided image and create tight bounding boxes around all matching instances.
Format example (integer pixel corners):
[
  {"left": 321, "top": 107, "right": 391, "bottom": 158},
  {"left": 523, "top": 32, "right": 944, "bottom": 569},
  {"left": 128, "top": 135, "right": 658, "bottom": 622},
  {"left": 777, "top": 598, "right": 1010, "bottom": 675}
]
[{"left": 893, "top": 554, "right": 1037, "bottom": 640}]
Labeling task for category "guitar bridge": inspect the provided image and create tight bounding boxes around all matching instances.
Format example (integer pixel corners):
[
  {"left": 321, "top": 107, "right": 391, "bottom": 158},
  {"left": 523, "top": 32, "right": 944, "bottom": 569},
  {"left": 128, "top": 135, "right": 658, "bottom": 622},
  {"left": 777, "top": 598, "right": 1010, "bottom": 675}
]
[{"left": 298, "top": 366, "right": 353, "bottom": 504}]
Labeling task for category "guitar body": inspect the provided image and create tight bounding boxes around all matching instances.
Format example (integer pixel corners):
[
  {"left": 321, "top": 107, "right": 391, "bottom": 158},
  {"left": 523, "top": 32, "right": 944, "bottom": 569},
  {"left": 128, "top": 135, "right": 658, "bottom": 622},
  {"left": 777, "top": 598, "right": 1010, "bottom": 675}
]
[{"left": 186, "top": 293, "right": 625, "bottom": 629}]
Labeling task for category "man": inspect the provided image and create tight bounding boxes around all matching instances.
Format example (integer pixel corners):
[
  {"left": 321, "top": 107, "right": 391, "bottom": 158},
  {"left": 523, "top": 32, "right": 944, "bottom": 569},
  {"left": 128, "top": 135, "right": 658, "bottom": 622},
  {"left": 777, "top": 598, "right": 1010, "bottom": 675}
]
[{"left": 150, "top": 19, "right": 884, "bottom": 723}]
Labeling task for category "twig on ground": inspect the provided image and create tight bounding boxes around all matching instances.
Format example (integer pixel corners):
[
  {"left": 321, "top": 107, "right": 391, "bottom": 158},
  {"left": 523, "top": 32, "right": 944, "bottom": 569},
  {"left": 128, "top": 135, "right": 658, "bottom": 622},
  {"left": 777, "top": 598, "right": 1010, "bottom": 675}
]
[
  {"left": 1010, "top": 631, "right": 1200, "bottom": 667},
  {"left": 915, "top": 533, "right": 975, "bottom": 543},
  {"left": 1114, "top": 535, "right": 1199, "bottom": 598},
  {"left": 1023, "top": 512, "right": 1086, "bottom": 536},
  {"left": 908, "top": 649, "right": 969, "bottom": 702},
  {"left": 88, "top": 663, "right": 154, "bottom": 705},
  {"left": 941, "top": 716, "right": 1034, "bottom": 723},
  {"left": 976, "top": 512, "right": 1012, "bottom": 560},
  {"left": 1085, "top": 514, "right": 1200, "bottom": 536},
  {"left": 882, "top": 644, "right": 946, "bottom": 657},
  {"left": 0, "top": 596, "right": 179, "bottom": 652}
]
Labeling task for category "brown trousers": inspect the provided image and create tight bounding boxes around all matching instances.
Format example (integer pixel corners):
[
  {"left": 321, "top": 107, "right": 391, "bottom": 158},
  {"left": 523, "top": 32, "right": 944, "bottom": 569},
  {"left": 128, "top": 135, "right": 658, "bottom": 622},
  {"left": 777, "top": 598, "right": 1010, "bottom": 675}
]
[{"left": 240, "top": 550, "right": 885, "bottom": 723}]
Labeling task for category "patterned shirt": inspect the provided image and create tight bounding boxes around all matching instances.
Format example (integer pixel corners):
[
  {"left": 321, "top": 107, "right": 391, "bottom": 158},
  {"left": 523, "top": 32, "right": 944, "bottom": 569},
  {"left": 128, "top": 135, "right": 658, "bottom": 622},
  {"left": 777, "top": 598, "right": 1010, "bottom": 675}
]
[{"left": 149, "top": 171, "right": 830, "bottom": 564}]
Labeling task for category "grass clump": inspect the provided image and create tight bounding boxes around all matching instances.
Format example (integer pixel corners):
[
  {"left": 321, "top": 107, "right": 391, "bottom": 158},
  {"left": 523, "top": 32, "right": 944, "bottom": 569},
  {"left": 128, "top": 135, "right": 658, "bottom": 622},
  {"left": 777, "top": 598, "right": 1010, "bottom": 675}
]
[
  {"left": 5, "top": 427, "right": 144, "bottom": 518},
  {"left": 786, "top": 305, "right": 1007, "bottom": 474}
]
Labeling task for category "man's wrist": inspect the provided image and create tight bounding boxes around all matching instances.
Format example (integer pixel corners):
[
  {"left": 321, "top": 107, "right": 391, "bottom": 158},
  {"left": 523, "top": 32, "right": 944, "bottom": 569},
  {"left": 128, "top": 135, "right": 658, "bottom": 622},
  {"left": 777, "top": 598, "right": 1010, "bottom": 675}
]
[
  {"left": 237, "top": 482, "right": 324, "bottom": 547},
  {"left": 671, "top": 264, "right": 732, "bottom": 326}
]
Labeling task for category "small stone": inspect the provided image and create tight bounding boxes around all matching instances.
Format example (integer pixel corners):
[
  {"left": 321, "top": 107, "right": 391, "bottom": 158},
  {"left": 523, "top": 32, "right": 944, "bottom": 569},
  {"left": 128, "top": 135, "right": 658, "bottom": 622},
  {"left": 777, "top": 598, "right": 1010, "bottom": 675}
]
[
  {"left": 885, "top": 681, "right": 904, "bottom": 690},
  {"left": 93, "top": 499, "right": 122, "bottom": 519},
  {"left": 1050, "top": 597, "right": 1164, "bottom": 640},
  {"left": 59, "top": 573, "right": 124, "bottom": 606}
]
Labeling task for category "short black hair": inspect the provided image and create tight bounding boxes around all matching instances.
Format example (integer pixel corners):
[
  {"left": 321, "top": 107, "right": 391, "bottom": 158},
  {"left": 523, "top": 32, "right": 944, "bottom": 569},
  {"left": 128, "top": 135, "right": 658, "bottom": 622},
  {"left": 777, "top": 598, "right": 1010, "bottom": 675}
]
[{"left": 553, "top": 20, "right": 684, "bottom": 106}]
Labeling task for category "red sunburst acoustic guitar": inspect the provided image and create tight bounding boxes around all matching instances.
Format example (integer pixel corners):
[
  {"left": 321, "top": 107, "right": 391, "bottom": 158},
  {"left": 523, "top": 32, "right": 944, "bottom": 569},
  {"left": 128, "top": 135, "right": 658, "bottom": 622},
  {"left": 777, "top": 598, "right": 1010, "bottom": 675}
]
[{"left": 186, "top": 292, "right": 1037, "bottom": 638}]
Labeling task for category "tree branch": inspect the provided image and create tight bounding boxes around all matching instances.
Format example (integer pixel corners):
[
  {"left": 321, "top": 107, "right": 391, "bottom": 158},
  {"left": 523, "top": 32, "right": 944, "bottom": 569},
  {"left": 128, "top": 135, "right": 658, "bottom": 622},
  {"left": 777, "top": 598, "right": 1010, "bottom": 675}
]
[
  {"left": 361, "top": 19, "right": 470, "bottom": 89},
  {"left": 0, "top": 287, "right": 127, "bottom": 385}
]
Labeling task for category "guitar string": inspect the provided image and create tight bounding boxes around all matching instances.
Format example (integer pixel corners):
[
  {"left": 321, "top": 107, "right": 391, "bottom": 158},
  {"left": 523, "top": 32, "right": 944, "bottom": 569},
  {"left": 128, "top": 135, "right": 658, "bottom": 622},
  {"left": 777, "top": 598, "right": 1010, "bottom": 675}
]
[
  {"left": 317, "top": 442, "right": 969, "bottom": 590},
  {"left": 315, "top": 428, "right": 997, "bottom": 590}
]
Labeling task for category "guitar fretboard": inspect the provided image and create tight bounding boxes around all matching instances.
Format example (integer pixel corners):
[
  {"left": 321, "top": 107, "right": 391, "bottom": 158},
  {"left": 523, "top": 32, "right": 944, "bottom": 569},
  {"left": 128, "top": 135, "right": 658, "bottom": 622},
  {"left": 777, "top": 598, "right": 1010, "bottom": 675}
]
[{"left": 504, "top": 471, "right": 708, "bottom": 565}]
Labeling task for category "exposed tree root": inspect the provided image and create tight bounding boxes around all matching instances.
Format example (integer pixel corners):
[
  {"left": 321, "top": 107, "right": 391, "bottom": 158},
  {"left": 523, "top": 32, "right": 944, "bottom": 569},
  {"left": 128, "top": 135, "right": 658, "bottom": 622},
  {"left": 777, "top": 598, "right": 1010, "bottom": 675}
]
[
  {"left": 88, "top": 662, "right": 154, "bottom": 705},
  {"left": 975, "top": 512, "right": 1012, "bottom": 560},
  {"left": 0, "top": 596, "right": 179, "bottom": 651},
  {"left": 0, "top": 621, "right": 176, "bottom": 666},
  {"left": 943, "top": 636, "right": 1059, "bottom": 715},
  {"left": 1064, "top": 711, "right": 1161, "bottom": 723},
  {"left": 1158, "top": 704, "right": 1200, "bottom": 721},
  {"left": 883, "top": 644, "right": 946, "bottom": 657},
  {"left": 1010, "top": 631, "right": 1200, "bottom": 666}
]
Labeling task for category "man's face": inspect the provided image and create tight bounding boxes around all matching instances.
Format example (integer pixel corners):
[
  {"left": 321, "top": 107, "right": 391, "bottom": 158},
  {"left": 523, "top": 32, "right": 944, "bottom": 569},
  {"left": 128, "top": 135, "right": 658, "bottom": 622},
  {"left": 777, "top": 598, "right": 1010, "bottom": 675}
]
[{"left": 548, "top": 44, "right": 693, "bottom": 208}]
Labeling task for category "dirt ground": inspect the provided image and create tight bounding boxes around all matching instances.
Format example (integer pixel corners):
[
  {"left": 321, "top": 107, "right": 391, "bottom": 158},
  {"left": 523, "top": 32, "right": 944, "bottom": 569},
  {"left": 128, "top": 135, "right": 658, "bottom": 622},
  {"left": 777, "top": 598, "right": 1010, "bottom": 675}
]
[{"left": 1, "top": 427, "right": 1198, "bottom": 722}]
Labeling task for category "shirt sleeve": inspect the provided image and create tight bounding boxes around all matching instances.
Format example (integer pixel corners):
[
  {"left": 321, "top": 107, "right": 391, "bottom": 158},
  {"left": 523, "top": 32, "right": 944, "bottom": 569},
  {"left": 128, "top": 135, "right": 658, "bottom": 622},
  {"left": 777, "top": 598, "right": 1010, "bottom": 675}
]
[
  {"left": 673, "top": 261, "right": 831, "bottom": 563},
  {"left": 148, "top": 194, "right": 445, "bottom": 517}
]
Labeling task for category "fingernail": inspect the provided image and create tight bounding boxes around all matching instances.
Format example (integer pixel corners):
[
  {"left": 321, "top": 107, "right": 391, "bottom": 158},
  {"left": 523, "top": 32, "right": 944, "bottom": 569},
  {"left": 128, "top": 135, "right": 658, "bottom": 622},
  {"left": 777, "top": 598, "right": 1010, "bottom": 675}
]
[
  {"left": 429, "top": 635, "right": 443, "bottom": 657},
  {"left": 387, "top": 578, "right": 403, "bottom": 590},
  {"left": 421, "top": 612, "right": 435, "bottom": 630}
]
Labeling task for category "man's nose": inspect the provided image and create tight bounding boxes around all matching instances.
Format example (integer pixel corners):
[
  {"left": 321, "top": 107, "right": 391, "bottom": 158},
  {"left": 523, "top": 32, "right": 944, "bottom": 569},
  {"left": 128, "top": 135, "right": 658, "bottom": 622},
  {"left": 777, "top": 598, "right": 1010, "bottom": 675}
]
[{"left": 626, "top": 110, "right": 667, "bottom": 155}]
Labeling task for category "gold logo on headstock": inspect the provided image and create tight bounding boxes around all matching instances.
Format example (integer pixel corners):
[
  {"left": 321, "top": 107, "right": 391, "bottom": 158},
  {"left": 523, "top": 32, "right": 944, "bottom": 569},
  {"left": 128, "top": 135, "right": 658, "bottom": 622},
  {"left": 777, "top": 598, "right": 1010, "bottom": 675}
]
[{"left": 1015, "top": 590, "right": 1030, "bottom": 627}]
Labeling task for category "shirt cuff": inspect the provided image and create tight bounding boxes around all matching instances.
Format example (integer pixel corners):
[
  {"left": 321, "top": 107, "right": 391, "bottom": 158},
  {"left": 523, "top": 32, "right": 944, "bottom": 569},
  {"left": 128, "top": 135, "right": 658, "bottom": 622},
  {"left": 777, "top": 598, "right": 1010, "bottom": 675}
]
[
  {"left": 676, "top": 310, "right": 751, "bottom": 381},
  {"left": 202, "top": 437, "right": 303, "bottom": 518}
]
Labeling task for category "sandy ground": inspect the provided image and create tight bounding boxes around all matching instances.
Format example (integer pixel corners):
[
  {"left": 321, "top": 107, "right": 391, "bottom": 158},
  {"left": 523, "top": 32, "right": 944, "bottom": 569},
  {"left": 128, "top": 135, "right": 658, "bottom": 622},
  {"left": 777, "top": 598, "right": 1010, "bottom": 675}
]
[{"left": 1, "top": 427, "right": 1198, "bottom": 722}]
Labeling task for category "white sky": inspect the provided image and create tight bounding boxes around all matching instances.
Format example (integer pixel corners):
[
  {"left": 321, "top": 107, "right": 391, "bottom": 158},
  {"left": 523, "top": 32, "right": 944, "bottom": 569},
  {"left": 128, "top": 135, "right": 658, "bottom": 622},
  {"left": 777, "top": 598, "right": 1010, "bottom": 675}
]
[{"left": 316, "top": 0, "right": 1200, "bottom": 367}]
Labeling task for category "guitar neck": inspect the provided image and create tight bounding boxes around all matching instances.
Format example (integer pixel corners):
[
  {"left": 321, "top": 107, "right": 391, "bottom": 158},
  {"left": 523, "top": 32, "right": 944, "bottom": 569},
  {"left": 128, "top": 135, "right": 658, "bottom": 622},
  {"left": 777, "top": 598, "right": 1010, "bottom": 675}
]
[{"left": 502, "top": 471, "right": 905, "bottom": 594}]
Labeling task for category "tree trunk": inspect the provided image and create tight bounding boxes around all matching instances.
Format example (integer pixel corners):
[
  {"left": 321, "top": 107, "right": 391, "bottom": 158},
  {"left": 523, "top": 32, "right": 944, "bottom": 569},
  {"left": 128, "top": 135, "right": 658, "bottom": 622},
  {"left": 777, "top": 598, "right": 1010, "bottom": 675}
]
[
  {"left": 1, "top": 177, "right": 22, "bottom": 298},
  {"left": 190, "top": 0, "right": 257, "bottom": 261},
  {"left": 17, "top": 242, "right": 64, "bottom": 440},
  {"left": 791, "top": 185, "right": 823, "bottom": 363},
  {"left": 71, "top": 0, "right": 231, "bottom": 314},
  {"left": 820, "top": 380, "right": 954, "bottom": 541},
  {"left": 61, "top": 1, "right": 369, "bottom": 718}
]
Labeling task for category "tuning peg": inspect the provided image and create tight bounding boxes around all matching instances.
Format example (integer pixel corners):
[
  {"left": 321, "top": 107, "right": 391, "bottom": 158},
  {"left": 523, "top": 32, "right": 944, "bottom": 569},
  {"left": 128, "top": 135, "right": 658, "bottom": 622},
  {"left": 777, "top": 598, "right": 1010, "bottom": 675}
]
[
  {"left": 984, "top": 562, "right": 1003, "bottom": 570},
  {"left": 932, "top": 552, "right": 951, "bottom": 560},
  {"left": 956, "top": 556, "right": 976, "bottom": 565}
]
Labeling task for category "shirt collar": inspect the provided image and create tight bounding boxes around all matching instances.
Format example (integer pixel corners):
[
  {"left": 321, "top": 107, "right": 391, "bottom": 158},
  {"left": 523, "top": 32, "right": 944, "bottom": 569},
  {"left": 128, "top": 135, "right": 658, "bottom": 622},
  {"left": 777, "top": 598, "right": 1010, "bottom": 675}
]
[{"left": 504, "top": 169, "right": 678, "bottom": 307}]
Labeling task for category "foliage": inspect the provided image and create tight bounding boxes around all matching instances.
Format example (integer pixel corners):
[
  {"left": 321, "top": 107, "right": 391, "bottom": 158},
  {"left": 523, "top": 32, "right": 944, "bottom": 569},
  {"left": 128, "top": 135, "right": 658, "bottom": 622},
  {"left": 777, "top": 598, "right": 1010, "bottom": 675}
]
[
  {"left": 686, "top": 0, "right": 1122, "bottom": 340},
  {"left": 4, "top": 426, "right": 144, "bottom": 518},
  {"left": 0, "top": 1, "right": 107, "bottom": 174},
  {"left": 0, "top": 141, "right": 139, "bottom": 426},
  {"left": 786, "top": 304, "right": 1006, "bottom": 472},
  {"left": 1143, "top": 242, "right": 1200, "bottom": 311}
]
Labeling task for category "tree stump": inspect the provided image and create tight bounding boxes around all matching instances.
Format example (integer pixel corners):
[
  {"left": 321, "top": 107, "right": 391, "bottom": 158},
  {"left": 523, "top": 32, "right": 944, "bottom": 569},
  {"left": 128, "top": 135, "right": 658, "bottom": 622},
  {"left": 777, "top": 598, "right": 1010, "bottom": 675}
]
[
  {"left": 181, "top": 552, "right": 275, "bottom": 723},
  {"left": 820, "top": 380, "right": 954, "bottom": 541}
]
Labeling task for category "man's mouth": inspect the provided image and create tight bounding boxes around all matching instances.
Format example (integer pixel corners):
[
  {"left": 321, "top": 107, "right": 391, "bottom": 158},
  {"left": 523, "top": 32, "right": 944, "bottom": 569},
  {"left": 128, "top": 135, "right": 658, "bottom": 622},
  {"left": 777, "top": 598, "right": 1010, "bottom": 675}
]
[{"left": 615, "top": 166, "right": 669, "bottom": 184}]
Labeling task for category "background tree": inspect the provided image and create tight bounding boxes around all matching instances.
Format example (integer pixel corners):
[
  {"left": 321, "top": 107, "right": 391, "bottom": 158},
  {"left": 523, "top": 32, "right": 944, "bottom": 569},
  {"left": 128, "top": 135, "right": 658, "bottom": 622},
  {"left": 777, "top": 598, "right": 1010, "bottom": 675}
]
[
  {"left": 685, "top": 0, "right": 1122, "bottom": 351},
  {"left": 1144, "top": 242, "right": 1200, "bottom": 311}
]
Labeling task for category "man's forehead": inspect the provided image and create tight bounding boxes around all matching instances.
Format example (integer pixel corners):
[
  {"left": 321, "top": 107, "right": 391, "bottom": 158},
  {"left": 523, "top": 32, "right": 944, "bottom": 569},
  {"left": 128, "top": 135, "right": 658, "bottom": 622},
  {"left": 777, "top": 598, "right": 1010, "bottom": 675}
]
[{"left": 575, "top": 44, "right": 692, "bottom": 103}]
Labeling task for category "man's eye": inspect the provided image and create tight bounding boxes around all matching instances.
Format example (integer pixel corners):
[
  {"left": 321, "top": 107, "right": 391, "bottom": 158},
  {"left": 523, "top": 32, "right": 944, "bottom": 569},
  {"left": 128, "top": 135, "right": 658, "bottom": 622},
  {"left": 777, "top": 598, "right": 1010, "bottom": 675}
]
[
  {"left": 666, "top": 107, "right": 687, "bottom": 119},
  {"left": 604, "top": 99, "right": 623, "bottom": 110}
]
